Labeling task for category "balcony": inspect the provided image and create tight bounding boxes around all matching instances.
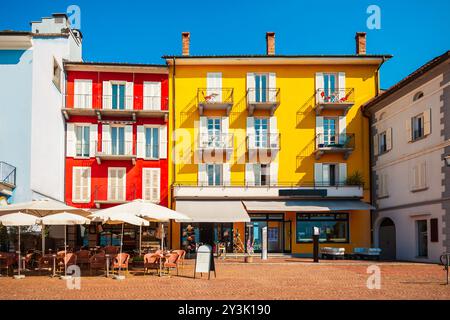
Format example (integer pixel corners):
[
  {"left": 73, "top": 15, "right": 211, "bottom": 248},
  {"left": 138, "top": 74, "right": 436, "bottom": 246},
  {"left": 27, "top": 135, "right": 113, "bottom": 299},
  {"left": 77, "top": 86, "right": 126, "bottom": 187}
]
[
  {"left": 315, "top": 88, "right": 355, "bottom": 115},
  {"left": 94, "top": 184, "right": 136, "bottom": 208},
  {"left": 197, "top": 88, "right": 234, "bottom": 115},
  {"left": 95, "top": 140, "right": 136, "bottom": 164},
  {"left": 314, "top": 133, "right": 355, "bottom": 160},
  {"left": 197, "top": 133, "right": 234, "bottom": 163},
  {"left": 247, "top": 133, "right": 280, "bottom": 163},
  {"left": 173, "top": 181, "right": 364, "bottom": 199},
  {"left": 0, "top": 162, "right": 16, "bottom": 197},
  {"left": 247, "top": 88, "right": 280, "bottom": 116},
  {"left": 62, "top": 94, "right": 169, "bottom": 121}
]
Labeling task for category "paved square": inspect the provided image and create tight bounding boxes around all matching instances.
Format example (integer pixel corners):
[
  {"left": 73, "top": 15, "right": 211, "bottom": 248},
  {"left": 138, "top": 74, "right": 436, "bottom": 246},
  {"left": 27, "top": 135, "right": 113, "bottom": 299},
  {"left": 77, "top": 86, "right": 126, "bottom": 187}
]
[{"left": 0, "top": 258, "right": 448, "bottom": 300}]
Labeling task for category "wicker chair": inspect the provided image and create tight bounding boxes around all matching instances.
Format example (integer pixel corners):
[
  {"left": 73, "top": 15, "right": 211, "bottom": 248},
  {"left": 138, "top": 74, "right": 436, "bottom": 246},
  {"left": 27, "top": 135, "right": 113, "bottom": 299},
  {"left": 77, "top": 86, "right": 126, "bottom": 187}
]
[
  {"left": 75, "top": 250, "right": 91, "bottom": 268},
  {"left": 112, "top": 253, "right": 130, "bottom": 275},
  {"left": 143, "top": 253, "right": 160, "bottom": 276},
  {"left": 89, "top": 253, "right": 106, "bottom": 275},
  {"left": 171, "top": 250, "right": 186, "bottom": 270},
  {"left": 104, "top": 246, "right": 119, "bottom": 255},
  {"left": 163, "top": 252, "right": 180, "bottom": 276}
]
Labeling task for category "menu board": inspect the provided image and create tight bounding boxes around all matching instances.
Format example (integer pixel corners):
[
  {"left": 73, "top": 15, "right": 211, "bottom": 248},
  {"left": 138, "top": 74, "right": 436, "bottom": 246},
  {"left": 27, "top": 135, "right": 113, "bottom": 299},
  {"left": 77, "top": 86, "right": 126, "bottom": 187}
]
[{"left": 194, "top": 244, "right": 216, "bottom": 279}]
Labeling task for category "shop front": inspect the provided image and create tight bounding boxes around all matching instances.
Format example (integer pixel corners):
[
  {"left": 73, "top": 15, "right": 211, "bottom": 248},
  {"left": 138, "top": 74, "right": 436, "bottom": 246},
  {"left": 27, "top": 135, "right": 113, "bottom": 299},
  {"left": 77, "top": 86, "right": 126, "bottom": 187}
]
[{"left": 245, "top": 214, "right": 291, "bottom": 253}]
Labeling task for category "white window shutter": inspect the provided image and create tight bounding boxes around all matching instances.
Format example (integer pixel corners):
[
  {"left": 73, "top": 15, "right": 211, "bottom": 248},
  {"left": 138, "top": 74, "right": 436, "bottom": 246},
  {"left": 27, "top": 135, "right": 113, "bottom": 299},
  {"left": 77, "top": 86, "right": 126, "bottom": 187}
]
[
  {"left": 314, "top": 163, "right": 323, "bottom": 186},
  {"left": 316, "top": 116, "right": 324, "bottom": 147},
  {"left": 339, "top": 163, "right": 347, "bottom": 185},
  {"left": 142, "top": 169, "right": 151, "bottom": 201},
  {"left": 338, "top": 72, "right": 346, "bottom": 99},
  {"left": 102, "top": 81, "right": 112, "bottom": 109},
  {"left": 125, "top": 82, "right": 134, "bottom": 110},
  {"left": 102, "top": 124, "right": 111, "bottom": 153},
  {"left": 66, "top": 123, "right": 76, "bottom": 157},
  {"left": 247, "top": 73, "right": 255, "bottom": 102},
  {"left": 245, "top": 163, "right": 255, "bottom": 186},
  {"left": 269, "top": 116, "right": 278, "bottom": 148},
  {"left": 151, "top": 169, "right": 160, "bottom": 202},
  {"left": 159, "top": 125, "right": 168, "bottom": 159},
  {"left": 207, "top": 72, "right": 222, "bottom": 102},
  {"left": 373, "top": 134, "right": 379, "bottom": 156},
  {"left": 72, "top": 168, "right": 80, "bottom": 201},
  {"left": 406, "top": 118, "right": 412, "bottom": 142},
  {"left": 137, "top": 126, "right": 145, "bottom": 158},
  {"left": 420, "top": 161, "right": 427, "bottom": 188},
  {"left": 247, "top": 117, "right": 256, "bottom": 149},
  {"left": 221, "top": 117, "right": 229, "bottom": 147},
  {"left": 143, "top": 82, "right": 161, "bottom": 110},
  {"left": 315, "top": 73, "right": 324, "bottom": 103},
  {"left": 386, "top": 127, "right": 392, "bottom": 151},
  {"left": 125, "top": 125, "right": 133, "bottom": 155},
  {"left": 423, "top": 109, "right": 431, "bottom": 136},
  {"left": 143, "top": 82, "right": 150, "bottom": 110},
  {"left": 198, "top": 164, "right": 207, "bottom": 186},
  {"left": 74, "top": 80, "right": 82, "bottom": 108},
  {"left": 339, "top": 116, "right": 347, "bottom": 144},
  {"left": 268, "top": 73, "right": 276, "bottom": 102},
  {"left": 82, "top": 168, "right": 91, "bottom": 201},
  {"left": 199, "top": 116, "right": 207, "bottom": 147},
  {"left": 89, "top": 124, "right": 97, "bottom": 157},
  {"left": 269, "top": 162, "right": 278, "bottom": 186},
  {"left": 118, "top": 169, "right": 126, "bottom": 200},
  {"left": 222, "top": 163, "right": 231, "bottom": 186},
  {"left": 85, "top": 80, "right": 93, "bottom": 109}
]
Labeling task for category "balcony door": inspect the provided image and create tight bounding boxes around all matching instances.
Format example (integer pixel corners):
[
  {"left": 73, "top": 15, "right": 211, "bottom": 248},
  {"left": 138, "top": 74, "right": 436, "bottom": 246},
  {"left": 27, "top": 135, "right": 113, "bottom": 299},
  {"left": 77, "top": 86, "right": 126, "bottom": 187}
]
[
  {"left": 254, "top": 118, "right": 269, "bottom": 148},
  {"left": 323, "top": 73, "right": 338, "bottom": 102},
  {"left": 108, "top": 168, "right": 126, "bottom": 201},
  {"left": 75, "top": 125, "right": 90, "bottom": 157},
  {"left": 112, "top": 83, "right": 126, "bottom": 110},
  {"left": 207, "top": 118, "right": 222, "bottom": 147},
  {"left": 207, "top": 164, "right": 222, "bottom": 186},
  {"left": 323, "top": 118, "right": 337, "bottom": 146},
  {"left": 111, "top": 126, "right": 125, "bottom": 155},
  {"left": 206, "top": 72, "right": 222, "bottom": 103},
  {"left": 254, "top": 74, "right": 268, "bottom": 103}
]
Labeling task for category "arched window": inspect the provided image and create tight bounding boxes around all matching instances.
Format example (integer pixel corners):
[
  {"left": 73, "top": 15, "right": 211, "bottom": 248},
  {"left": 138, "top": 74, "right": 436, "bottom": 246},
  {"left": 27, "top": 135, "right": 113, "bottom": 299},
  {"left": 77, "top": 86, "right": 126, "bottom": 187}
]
[{"left": 413, "top": 91, "right": 424, "bottom": 101}]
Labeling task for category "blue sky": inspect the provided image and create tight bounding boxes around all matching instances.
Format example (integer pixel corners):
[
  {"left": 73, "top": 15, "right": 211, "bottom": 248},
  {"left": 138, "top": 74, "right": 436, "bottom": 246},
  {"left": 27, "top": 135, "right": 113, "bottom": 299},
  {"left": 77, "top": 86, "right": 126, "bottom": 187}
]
[{"left": 1, "top": 0, "right": 449, "bottom": 88}]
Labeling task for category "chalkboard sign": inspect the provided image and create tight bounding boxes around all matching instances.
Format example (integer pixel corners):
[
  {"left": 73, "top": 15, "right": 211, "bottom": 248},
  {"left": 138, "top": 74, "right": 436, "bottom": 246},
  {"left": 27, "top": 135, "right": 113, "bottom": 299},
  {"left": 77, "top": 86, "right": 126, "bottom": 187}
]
[{"left": 194, "top": 244, "right": 216, "bottom": 280}]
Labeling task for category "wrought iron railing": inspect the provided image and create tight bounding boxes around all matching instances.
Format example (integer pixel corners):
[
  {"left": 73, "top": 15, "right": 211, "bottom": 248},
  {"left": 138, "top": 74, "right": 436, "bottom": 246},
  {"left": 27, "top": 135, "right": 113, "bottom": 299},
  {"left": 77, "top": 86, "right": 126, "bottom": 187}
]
[
  {"left": 198, "top": 133, "right": 234, "bottom": 149},
  {"left": 0, "top": 162, "right": 16, "bottom": 186},
  {"left": 315, "top": 133, "right": 355, "bottom": 149},
  {"left": 96, "top": 140, "right": 135, "bottom": 156},
  {"left": 173, "top": 181, "right": 363, "bottom": 188},
  {"left": 247, "top": 88, "right": 280, "bottom": 104},
  {"left": 64, "top": 94, "right": 168, "bottom": 110},
  {"left": 247, "top": 133, "right": 280, "bottom": 149},
  {"left": 197, "top": 88, "right": 234, "bottom": 105},
  {"left": 315, "top": 88, "right": 355, "bottom": 105}
]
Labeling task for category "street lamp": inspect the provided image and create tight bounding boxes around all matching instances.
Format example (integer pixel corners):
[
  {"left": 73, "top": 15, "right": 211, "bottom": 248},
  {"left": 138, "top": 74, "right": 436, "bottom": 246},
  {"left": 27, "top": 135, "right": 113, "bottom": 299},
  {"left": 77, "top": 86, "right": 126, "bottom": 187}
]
[{"left": 445, "top": 155, "right": 450, "bottom": 167}]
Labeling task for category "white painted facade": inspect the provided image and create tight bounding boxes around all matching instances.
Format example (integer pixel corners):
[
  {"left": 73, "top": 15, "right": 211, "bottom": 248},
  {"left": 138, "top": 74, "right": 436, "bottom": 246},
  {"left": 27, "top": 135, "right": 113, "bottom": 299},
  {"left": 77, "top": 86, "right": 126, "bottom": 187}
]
[{"left": 370, "top": 62, "right": 449, "bottom": 263}]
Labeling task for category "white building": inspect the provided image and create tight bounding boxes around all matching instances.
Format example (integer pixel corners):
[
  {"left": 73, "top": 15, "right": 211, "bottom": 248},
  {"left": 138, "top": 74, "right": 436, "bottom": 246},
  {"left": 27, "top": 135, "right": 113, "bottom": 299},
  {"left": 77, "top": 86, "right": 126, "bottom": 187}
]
[
  {"left": 363, "top": 51, "right": 450, "bottom": 262},
  {"left": 0, "top": 13, "right": 82, "bottom": 204}
]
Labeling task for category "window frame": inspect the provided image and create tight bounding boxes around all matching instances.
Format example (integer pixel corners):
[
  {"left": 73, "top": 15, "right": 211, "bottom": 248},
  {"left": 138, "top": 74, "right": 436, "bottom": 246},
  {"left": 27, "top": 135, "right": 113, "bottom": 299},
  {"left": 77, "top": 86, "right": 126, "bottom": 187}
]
[
  {"left": 74, "top": 124, "right": 91, "bottom": 158},
  {"left": 378, "top": 131, "right": 387, "bottom": 155},
  {"left": 295, "top": 213, "right": 350, "bottom": 244},
  {"left": 144, "top": 125, "right": 160, "bottom": 159},
  {"left": 72, "top": 167, "right": 91, "bottom": 203},
  {"left": 107, "top": 167, "right": 126, "bottom": 201},
  {"left": 206, "top": 163, "right": 223, "bottom": 186},
  {"left": 411, "top": 113, "right": 425, "bottom": 141}
]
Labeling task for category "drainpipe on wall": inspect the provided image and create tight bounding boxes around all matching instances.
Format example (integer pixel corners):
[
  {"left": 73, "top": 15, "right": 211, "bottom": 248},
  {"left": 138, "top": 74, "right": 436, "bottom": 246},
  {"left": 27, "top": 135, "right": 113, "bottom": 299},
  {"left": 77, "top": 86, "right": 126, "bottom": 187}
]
[{"left": 170, "top": 57, "right": 176, "bottom": 249}]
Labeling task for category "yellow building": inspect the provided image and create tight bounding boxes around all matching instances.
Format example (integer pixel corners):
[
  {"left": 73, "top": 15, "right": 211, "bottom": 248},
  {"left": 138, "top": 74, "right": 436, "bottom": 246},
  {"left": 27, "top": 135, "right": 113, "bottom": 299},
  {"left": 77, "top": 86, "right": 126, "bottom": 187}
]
[{"left": 165, "top": 32, "right": 391, "bottom": 256}]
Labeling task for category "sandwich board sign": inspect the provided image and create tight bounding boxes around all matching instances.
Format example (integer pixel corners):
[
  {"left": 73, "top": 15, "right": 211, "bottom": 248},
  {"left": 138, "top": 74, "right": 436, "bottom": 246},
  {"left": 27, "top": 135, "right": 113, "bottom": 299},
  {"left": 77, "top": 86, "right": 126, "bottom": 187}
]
[{"left": 194, "top": 244, "right": 216, "bottom": 280}]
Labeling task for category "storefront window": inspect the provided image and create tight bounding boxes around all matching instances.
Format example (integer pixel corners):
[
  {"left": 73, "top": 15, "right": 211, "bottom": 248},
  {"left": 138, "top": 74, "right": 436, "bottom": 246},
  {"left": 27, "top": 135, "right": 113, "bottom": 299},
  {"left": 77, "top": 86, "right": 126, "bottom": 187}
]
[{"left": 296, "top": 213, "right": 349, "bottom": 243}]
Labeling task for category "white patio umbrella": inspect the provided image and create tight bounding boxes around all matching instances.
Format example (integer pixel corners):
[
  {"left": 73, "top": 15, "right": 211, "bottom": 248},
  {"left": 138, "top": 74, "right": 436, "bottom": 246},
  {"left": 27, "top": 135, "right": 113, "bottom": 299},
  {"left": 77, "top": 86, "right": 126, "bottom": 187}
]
[
  {"left": 0, "top": 199, "right": 89, "bottom": 254},
  {"left": 89, "top": 211, "right": 149, "bottom": 279},
  {"left": 0, "top": 212, "right": 40, "bottom": 279},
  {"left": 40, "top": 212, "right": 90, "bottom": 279}
]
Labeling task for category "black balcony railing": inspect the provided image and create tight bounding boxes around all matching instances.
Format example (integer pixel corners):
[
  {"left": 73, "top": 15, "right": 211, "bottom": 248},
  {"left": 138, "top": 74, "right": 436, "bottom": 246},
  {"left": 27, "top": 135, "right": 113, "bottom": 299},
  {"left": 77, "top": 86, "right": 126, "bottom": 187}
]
[
  {"left": 247, "top": 133, "right": 280, "bottom": 149},
  {"left": 247, "top": 88, "right": 280, "bottom": 105},
  {"left": 315, "top": 88, "right": 355, "bottom": 105},
  {"left": 0, "top": 162, "right": 16, "bottom": 187},
  {"left": 198, "top": 133, "right": 234, "bottom": 149},
  {"left": 197, "top": 88, "right": 234, "bottom": 105},
  {"left": 173, "top": 181, "right": 363, "bottom": 188},
  {"left": 96, "top": 140, "right": 135, "bottom": 156},
  {"left": 315, "top": 133, "right": 355, "bottom": 150}
]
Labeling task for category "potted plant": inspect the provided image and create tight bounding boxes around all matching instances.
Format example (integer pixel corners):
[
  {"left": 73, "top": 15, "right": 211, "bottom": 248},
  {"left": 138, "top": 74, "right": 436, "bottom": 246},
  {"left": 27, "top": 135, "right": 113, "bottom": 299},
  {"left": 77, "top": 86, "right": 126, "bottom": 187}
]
[
  {"left": 244, "top": 239, "right": 254, "bottom": 263},
  {"left": 346, "top": 171, "right": 365, "bottom": 187}
]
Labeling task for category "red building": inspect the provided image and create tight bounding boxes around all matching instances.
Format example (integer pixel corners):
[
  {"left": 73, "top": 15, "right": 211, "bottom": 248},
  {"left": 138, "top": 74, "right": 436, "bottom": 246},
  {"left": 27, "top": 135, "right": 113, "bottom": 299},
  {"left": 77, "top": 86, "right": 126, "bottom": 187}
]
[{"left": 62, "top": 62, "right": 169, "bottom": 250}]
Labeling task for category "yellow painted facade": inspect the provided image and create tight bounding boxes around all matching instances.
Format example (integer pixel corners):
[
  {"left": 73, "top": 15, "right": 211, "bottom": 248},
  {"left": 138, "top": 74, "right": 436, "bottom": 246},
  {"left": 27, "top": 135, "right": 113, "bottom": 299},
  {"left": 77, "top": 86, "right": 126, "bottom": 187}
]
[{"left": 166, "top": 55, "right": 384, "bottom": 255}]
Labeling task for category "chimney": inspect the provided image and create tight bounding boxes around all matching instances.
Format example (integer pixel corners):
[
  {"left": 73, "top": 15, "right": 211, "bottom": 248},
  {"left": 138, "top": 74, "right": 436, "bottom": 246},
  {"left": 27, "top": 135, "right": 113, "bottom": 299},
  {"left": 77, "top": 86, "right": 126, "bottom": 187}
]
[
  {"left": 182, "top": 32, "right": 190, "bottom": 56},
  {"left": 355, "top": 32, "right": 367, "bottom": 55},
  {"left": 266, "top": 32, "right": 275, "bottom": 55}
]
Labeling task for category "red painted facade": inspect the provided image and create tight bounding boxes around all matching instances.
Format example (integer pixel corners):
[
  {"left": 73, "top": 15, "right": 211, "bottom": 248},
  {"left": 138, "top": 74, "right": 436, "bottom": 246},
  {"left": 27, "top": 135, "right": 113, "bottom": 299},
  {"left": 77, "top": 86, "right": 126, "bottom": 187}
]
[{"left": 64, "top": 65, "right": 169, "bottom": 210}]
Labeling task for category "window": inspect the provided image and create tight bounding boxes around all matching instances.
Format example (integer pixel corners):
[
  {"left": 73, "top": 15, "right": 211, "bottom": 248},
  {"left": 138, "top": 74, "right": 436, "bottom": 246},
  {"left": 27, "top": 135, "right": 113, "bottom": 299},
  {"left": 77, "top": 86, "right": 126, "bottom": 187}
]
[
  {"left": 74, "top": 79, "right": 93, "bottom": 109},
  {"left": 413, "top": 91, "right": 424, "bottom": 101},
  {"left": 52, "top": 58, "right": 62, "bottom": 91},
  {"left": 412, "top": 114, "right": 424, "bottom": 140},
  {"left": 417, "top": 220, "right": 428, "bottom": 257},
  {"left": 378, "top": 173, "right": 389, "bottom": 198},
  {"left": 254, "top": 118, "right": 269, "bottom": 148},
  {"left": 207, "top": 164, "right": 222, "bottom": 186},
  {"left": 378, "top": 131, "right": 387, "bottom": 154},
  {"left": 296, "top": 213, "right": 349, "bottom": 243},
  {"left": 75, "top": 125, "right": 90, "bottom": 157},
  {"left": 322, "top": 164, "right": 338, "bottom": 186},
  {"left": 111, "top": 126, "right": 125, "bottom": 155},
  {"left": 142, "top": 168, "right": 160, "bottom": 202},
  {"left": 411, "top": 161, "right": 427, "bottom": 191},
  {"left": 323, "top": 73, "right": 338, "bottom": 102},
  {"left": 72, "top": 167, "right": 91, "bottom": 202},
  {"left": 254, "top": 164, "right": 270, "bottom": 186},
  {"left": 207, "top": 118, "right": 222, "bottom": 147},
  {"left": 143, "top": 82, "right": 161, "bottom": 110},
  {"left": 145, "top": 127, "right": 159, "bottom": 159},
  {"left": 111, "top": 83, "right": 126, "bottom": 110},
  {"left": 254, "top": 74, "right": 268, "bottom": 102},
  {"left": 323, "top": 118, "right": 337, "bottom": 146},
  {"left": 108, "top": 168, "right": 126, "bottom": 201}
]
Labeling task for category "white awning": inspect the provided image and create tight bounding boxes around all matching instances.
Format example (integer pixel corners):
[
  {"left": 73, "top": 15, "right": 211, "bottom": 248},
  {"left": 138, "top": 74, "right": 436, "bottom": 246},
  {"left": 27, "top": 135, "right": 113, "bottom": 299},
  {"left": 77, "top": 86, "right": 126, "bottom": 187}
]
[
  {"left": 175, "top": 201, "right": 250, "bottom": 223},
  {"left": 243, "top": 200, "right": 374, "bottom": 212}
]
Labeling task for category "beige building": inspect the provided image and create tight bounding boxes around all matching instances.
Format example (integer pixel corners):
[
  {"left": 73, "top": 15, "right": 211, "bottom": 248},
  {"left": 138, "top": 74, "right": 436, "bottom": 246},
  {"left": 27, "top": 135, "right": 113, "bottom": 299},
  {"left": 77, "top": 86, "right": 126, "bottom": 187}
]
[{"left": 363, "top": 51, "right": 450, "bottom": 262}]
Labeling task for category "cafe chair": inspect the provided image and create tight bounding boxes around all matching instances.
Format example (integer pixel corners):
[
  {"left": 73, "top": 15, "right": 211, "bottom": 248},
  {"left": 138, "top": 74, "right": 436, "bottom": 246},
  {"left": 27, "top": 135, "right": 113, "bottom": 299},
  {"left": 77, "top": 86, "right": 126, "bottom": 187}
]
[
  {"left": 112, "top": 253, "right": 130, "bottom": 275},
  {"left": 143, "top": 253, "right": 160, "bottom": 276},
  {"left": 163, "top": 252, "right": 180, "bottom": 276},
  {"left": 89, "top": 253, "right": 107, "bottom": 276}
]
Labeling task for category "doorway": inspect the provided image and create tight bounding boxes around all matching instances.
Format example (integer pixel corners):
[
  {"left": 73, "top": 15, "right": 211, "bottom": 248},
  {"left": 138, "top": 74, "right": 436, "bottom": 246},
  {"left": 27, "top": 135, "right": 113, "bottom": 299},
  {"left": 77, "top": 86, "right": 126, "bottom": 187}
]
[
  {"left": 417, "top": 220, "right": 428, "bottom": 258},
  {"left": 246, "top": 214, "right": 291, "bottom": 253},
  {"left": 378, "top": 218, "right": 396, "bottom": 260}
]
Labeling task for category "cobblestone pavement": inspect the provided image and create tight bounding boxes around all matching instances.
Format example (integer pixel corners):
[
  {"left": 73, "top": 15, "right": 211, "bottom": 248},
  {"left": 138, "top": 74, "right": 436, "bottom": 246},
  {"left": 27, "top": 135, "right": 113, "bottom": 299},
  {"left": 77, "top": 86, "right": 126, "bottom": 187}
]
[{"left": 0, "top": 258, "right": 448, "bottom": 300}]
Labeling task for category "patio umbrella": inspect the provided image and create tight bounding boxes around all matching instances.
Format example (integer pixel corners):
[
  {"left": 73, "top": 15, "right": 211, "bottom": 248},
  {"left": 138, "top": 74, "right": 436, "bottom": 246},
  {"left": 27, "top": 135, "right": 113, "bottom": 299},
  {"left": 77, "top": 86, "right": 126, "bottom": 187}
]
[
  {"left": 0, "top": 199, "right": 89, "bottom": 254},
  {"left": 89, "top": 211, "right": 149, "bottom": 279},
  {"left": 40, "top": 212, "right": 90, "bottom": 279},
  {"left": 0, "top": 212, "right": 40, "bottom": 279}
]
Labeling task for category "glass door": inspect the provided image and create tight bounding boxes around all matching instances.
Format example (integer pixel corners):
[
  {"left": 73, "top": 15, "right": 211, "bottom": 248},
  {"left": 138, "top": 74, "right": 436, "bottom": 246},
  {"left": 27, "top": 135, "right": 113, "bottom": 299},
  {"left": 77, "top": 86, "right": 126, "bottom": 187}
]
[
  {"left": 255, "top": 74, "right": 268, "bottom": 103},
  {"left": 207, "top": 118, "right": 222, "bottom": 147},
  {"left": 417, "top": 220, "right": 428, "bottom": 257},
  {"left": 111, "top": 127, "right": 125, "bottom": 155},
  {"left": 323, "top": 73, "right": 338, "bottom": 102},
  {"left": 254, "top": 118, "right": 269, "bottom": 148},
  {"left": 112, "top": 84, "right": 126, "bottom": 110},
  {"left": 323, "top": 118, "right": 337, "bottom": 146}
]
